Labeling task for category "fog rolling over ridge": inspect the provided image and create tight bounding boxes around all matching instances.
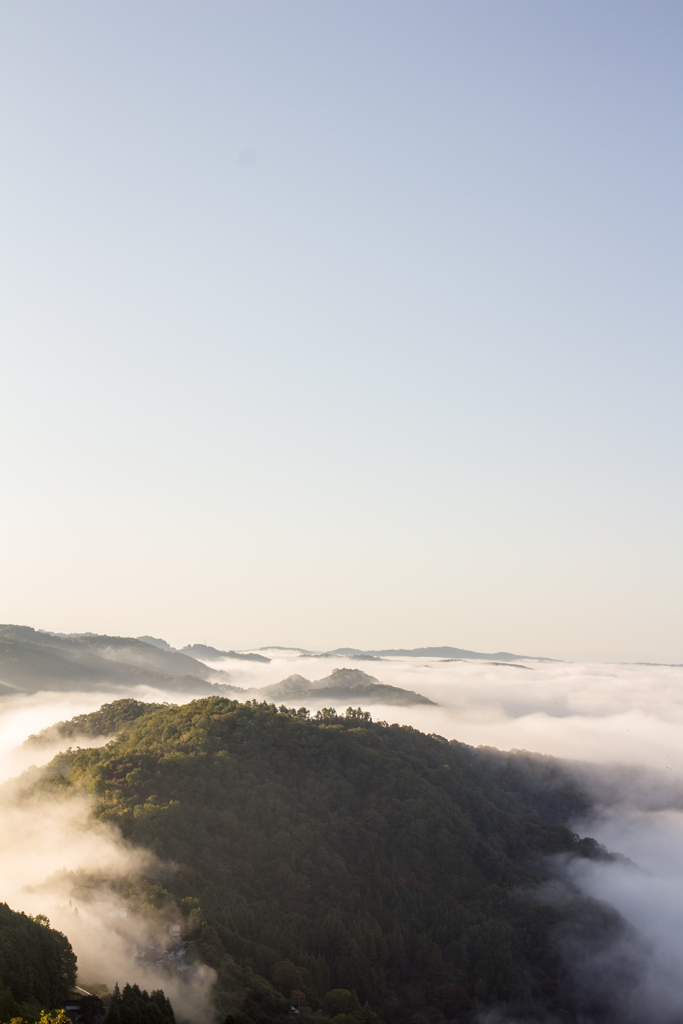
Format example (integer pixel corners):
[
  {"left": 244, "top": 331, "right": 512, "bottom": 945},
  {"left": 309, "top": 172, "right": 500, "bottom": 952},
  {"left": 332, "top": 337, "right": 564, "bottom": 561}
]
[
  {"left": 3, "top": 628, "right": 683, "bottom": 1021},
  {"left": 0, "top": 783, "right": 217, "bottom": 1022}
]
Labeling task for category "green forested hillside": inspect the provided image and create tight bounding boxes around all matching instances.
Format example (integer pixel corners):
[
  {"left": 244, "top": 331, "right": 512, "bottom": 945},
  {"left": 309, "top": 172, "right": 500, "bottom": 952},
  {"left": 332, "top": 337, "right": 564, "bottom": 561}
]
[
  {"left": 25, "top": 699, "right": 167, "bottom": 745},
  {"left": 0, "top": 903, "right": 77, "bottom": 1018},
  {"left": 468, "top": 746, "right": 595, "bottom": 825},
  {"left": 26, "top": 699, "right": 630, "bottom": 1023}
]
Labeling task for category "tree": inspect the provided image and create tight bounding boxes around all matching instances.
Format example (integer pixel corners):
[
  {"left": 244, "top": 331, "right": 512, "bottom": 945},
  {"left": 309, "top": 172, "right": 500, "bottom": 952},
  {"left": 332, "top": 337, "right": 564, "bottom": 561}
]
[{"left": 344, "top": 707, "right": 371, "bottom": 721}]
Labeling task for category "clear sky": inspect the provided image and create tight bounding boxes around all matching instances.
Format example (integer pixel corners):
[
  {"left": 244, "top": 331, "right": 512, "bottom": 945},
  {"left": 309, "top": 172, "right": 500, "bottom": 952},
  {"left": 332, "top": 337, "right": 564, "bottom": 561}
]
[{"left": 1, "top": 1, "right": 682, "bottom": 660}]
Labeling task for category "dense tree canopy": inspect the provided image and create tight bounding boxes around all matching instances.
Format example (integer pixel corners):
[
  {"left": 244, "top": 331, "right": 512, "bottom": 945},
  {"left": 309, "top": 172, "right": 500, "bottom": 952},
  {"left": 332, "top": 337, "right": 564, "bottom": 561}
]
[
  {"left": 0, "top": 904, "right": 77, "bottom": 1018},
  {"left": 104, "top": 983, "right": 174, "bottom": 1024},
  {"left": 26, "top": 699, "right": 167, "bottom": 745},
  {"left": 26, "top": 699, "right": 631, "bottom": 1024}
]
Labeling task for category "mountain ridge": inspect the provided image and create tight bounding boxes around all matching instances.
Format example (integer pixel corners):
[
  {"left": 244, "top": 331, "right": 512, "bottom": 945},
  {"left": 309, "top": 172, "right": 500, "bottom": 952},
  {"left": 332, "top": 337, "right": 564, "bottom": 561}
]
[
  {"left": 260, "top": 667, "right": 436, "bottom": 706},
  {"left": 20, "top": 696, "right": 627, "bottom": 1024},
  {"left": 15, "top": 697, "right": 649, "bottom": 1024},
  {"left": 0, "top": 627, "right": 437, "bottom": 707},
  {"left": 0, "top": 625, "right": 245, "bottom": 697},
  {"left": 329, "top": 646, "right": 557, "bottom": 661}
]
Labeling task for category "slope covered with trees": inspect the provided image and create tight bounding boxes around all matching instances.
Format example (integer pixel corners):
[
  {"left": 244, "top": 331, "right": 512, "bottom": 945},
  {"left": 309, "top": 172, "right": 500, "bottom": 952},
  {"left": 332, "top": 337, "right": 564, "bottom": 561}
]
[
  {"left": 25, "top": 699, "right": 167, "bottom": 746},
  {"left": 25, "top": 699, "right": 633, "bottom": 1024},
  {"left": 0, "top": 903, "right": 77, "bottom": 1018},
  {"left": 104, "top": 983, "right": 175, "bottom": 1024}
]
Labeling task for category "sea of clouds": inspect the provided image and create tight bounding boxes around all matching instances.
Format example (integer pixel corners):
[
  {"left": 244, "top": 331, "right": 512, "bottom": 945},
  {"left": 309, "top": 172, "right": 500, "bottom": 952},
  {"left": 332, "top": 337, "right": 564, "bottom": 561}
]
[
  {"left": 230, "top": 652, "right": 683, "bottom": 770},
  {"left": 2, "top": 653, "right": 683, "bottom": 1022},
  {"left": 214, "top": 652, "right": 683, "bottom": 1023}
]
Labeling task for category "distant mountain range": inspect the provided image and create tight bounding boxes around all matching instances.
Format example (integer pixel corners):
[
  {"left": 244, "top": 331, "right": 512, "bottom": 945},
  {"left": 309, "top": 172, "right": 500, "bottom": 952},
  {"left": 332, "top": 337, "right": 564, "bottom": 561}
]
[
  {"left": 259, "top": 645, "right": 554, "bottom": 661},
  {"left": 0, "top": 624, "right": 243, "bottom": 697},
  {"left": 0, "top": 625, "right": 438, "bottom": 706},
  {"left": 326, "top": 646, "right": 555, "bottom": 661},
  {"left": 138, "top": 636, "right": 271, "bottom": 662}
]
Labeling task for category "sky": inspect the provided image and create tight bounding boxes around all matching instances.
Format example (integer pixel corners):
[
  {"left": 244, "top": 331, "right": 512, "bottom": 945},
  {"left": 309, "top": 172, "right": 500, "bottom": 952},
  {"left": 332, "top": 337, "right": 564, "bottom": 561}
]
[{"left": 1, "top": 0, "right": 682, "bottom": 660}]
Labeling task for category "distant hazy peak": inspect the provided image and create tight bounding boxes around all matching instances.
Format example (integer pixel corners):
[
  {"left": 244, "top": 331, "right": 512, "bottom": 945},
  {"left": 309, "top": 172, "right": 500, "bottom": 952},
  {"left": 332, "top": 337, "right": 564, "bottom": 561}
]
[
  {"left": 259, "top": 667, "right": 435, "bottom": 706},
  {"left": 328, "top": 645, "right": 555, "bottom": 661},
  {"left": 257, "top": 646, "right": 312, "bottom": 654},
  {"left": 315, "top": 667, "right": 379, "bottom": 687},
  {"left": 261, "top": 674, "right": 312, "bottom": 696},
  {"left": 137, "top": 635, "right": 173, "bottom": 651}
]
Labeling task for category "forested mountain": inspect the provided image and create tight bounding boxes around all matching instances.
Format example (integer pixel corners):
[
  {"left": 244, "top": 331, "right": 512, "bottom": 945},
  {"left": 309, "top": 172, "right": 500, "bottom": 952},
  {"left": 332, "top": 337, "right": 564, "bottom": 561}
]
[
  {"left": 0, "top": 627, "right": 435, "bottom": 706},
  {"left": 0, "top": 903, "right": 77, "bottom": 1018},
  {"left": 260, "top": 668, "right": 436, "bottom": 706},
  {"left": 19, "top": 698, "right": 635, "bottom": 1024},
  {"left": 0, "top": 625, "right": 244, "bottom": 696},
  {"left": 25, "top": 699, "right": 165, "bottom": 746}
]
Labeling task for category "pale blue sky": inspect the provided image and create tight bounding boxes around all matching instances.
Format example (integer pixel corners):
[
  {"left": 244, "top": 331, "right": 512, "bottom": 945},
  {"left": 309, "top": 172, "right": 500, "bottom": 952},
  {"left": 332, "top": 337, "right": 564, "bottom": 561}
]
[{"left": 1, "top": 1, "right": 682, "bottom": 659}]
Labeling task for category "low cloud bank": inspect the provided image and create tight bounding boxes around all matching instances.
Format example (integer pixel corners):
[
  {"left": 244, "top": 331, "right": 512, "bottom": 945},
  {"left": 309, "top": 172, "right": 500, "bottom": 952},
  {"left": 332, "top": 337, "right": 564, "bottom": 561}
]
[
  {"left": 0, "top": 784, "right": 216, "bottom": 1021},
  {"left": 3, "top": 654, "right": 683, "bottom": 1021},
  {"left": 212, "top": 654, "right": 683, "bottom": 773},
  {"left": 0, "top": 690, "right": 216, "bottom": 1021},
  {"left": 0, "top": 690, "right": 119, "bottom": 782},
  {"left": 561, "top": 809, "right": 683, "bottom": 1024},
  {"left": 229, "top": 654, "right": 683, "bottom": 1022}
]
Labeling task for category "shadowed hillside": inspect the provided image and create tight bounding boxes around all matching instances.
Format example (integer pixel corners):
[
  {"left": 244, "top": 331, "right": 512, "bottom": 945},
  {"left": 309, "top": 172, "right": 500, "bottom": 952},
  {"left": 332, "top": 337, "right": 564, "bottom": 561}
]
[
  {"left": 260, "top": 667, "right": 436, "bottom": 705},
  {"left": 20, "top": 698, "right": 637, "bottom": 1024},
  {"left": 0, "top": 626, "right": 245, "bottom": 697},
  {"left": 0, "top": 903, "right": 77, "bottom": 1017},
  {"left": 0, "top": 627, "right": 437, "bottom": 707}
]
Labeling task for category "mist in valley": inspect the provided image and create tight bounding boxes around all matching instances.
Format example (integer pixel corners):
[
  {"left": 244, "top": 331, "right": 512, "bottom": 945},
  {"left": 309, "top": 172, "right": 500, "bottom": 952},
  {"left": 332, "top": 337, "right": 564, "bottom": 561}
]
[
  {"left": 2, "top": 648, "right": 683, "bottom": 1020},
  {"left": 211, "top": 649, "right": 683, "bottom": 1023},
  {"left": 4, "top": 0, "right": 681, "bottom": 1018},
  {"left": 0, "top": 685, "right": 219, "bottom": 1021}
]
